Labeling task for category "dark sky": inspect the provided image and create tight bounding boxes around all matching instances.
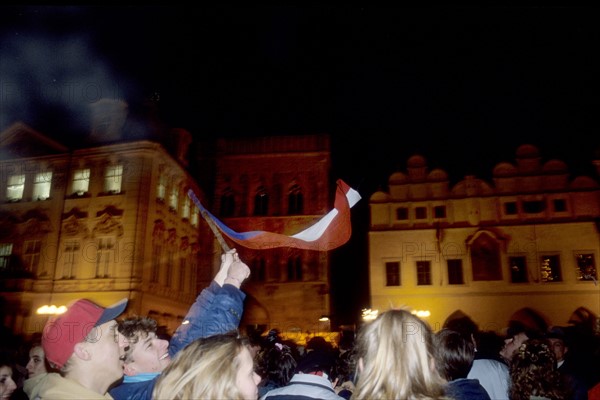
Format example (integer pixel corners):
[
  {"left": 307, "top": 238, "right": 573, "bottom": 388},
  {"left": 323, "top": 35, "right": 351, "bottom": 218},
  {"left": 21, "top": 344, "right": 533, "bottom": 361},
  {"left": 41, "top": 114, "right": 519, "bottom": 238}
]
[{"left": 1, "top": 5, "right": 598, "bottom": 324}]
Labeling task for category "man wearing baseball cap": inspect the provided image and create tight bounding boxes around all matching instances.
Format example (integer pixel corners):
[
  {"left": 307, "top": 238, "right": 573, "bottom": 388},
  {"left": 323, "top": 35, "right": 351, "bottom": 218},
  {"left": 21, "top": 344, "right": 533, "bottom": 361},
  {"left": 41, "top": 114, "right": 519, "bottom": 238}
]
[{"left": 24, "top": 297, "right": 128, "bottom": 399}]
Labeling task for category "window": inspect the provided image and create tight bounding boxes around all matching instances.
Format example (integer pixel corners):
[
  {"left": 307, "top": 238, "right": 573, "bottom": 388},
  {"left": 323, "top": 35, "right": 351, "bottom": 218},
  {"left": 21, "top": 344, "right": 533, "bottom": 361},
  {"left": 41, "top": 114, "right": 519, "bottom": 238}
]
[
  {"left": 23, "top": 240, "right": 41, "bottom": 274},
  {"left": 540, "top": 255, "right": 562, "bottom": 282},
  {"left": 385, "top": 261, "right": 400, "bottom": 286},
  {"left": 504, "top": 202, "right": 518, "bottom": 215},
  {"left": 157, "top": 173, "right": 167, "bottom": 200},
  {"left": 151, "top": 245, "right": 161, "bottom": 283},
  {"left": 252, "top": 257, "right": 266, "bottom": 282},
  {"left": 189, "top": 258, "right": 198, "bottom": 293},
  {"left": 575, "top": 253, "right": 596, "bottom": 281},
  {"left": 509, "top": 256, "right": 528, "bottom": 283},
  {"left": 254, "top": 186, "right": 269, "bottom": 216},
  {"left": 191, "top": 206, "right": 199, "bottom": 227},
  {"left": 288, "top": 184, "right": 303, "bottom": 215},
  {"left": 63, "top": 240, "right": 80, "bottom": 279},
  {"left": 396, "top": 207, "right": 409, "bottom": 220},
  {"left": 166, "top": 250, "right": 175, "bottom": 286},
  {"left": 471, "top": 233, "right": 502, "bottom": 281},
  {"left": 96, "top": 237, "right": 115, "bottom": 278},
  {"left": 434, "top": 205, "right": 446, "bottom": 218},
  {"left": 0, "top": 243, "right": 13, "bottom": 269},
  {"left": 33, "top": 172, "right": 52, "bottom": 200},
  {"left": 416, "top": 261, "right": 431, "bottom": 285},
  {"left": 7, "top": 174, "right": 25, "bottom": 201},
  {"left": 287, "top": 256, "right": 302, "bottom": 281},
  {"left": 447, "top": 259, "right": 464, "bottom": 284},
  {"left": 415, "top": 207, "right": 427, "bottom": 219},
  {"left": 182, "top": 196, "right": 190, "bottom": 219},
  {"left": 178, "top": 258, "right": 187, "bottom": 290},
  {"left": 553, "top": 199, "right": 567, "bottom": 212},
  {"left": 72, "top": 168, "right": 90, "bottom": 195},
  {"left": 169, "top": 185, "right": 179, "bottom": 211},
  {"left": 220, "top": 187, "right": 235, "bottom": 217},
  {"left": 523, "top": 200, "right": 545, "bottom": 214},
  {"left": 104, "top": 165, "right": 123, "bottom": 194}
]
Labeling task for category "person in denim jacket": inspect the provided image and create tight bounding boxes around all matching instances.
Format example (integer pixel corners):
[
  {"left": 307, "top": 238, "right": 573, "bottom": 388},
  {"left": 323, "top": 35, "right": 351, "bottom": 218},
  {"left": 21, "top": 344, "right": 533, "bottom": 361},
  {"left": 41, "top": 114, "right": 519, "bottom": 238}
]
[{"left": 109, "top": 249, "right": 250, "bottom": 400}]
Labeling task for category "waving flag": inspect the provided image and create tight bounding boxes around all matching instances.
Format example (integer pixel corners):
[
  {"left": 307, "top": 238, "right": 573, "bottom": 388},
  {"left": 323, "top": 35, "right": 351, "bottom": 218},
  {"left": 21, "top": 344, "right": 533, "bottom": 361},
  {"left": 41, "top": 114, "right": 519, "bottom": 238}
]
[{"left": 187, "top": 179, "right": 361, "bottom": 251}]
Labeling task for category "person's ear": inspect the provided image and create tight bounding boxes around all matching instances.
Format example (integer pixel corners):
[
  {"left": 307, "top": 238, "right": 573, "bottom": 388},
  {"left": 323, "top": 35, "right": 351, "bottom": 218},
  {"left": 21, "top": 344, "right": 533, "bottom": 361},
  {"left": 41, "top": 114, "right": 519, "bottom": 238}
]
[{"left": 73, "top": 342, "right": 91, "bottom": 361}]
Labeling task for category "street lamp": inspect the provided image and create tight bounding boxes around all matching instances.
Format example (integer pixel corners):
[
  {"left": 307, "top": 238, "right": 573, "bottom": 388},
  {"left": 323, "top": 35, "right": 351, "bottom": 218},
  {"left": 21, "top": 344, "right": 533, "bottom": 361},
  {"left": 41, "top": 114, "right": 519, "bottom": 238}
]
[{"left": 36, "top": 305, "right": 67, "bottom": 315}]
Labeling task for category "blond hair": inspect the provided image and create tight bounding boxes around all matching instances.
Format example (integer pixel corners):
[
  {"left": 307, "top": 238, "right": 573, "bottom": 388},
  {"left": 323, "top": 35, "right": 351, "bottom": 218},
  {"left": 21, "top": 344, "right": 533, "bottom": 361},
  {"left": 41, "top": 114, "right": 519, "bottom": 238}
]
[
  {"left": 153, "top": 331, "right": 249, "bottom": 400},
  {"left": 351, "top": 308, "right": 447, "bottom": 400}
]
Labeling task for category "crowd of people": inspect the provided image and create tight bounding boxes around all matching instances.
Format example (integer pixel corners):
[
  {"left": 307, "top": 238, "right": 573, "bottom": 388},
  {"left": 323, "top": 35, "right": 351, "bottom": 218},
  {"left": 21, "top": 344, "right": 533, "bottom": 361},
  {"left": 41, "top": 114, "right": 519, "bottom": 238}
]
[{"left": 2, "top": 248, "right": 600, "bottom": 400}]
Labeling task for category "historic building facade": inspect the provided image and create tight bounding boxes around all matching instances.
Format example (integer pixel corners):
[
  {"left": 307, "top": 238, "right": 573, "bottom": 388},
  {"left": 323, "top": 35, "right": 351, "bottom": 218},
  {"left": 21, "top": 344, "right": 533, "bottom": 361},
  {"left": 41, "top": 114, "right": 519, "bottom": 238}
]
[
  {"left": 210, "top": 135, "right": 334, "bottom": 340},
  {"left": 0, "top": 105, "right": 215, "bottom": 337},
  {"left": 369, "top": 144, "right": 600, "bottom": 332}
]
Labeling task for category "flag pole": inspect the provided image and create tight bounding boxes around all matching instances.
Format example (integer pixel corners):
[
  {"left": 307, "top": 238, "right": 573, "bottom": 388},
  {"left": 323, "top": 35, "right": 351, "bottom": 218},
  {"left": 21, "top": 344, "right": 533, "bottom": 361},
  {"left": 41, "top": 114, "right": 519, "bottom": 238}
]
[{"left": 188, "top": 189, "right": 231, "bottom": 252}]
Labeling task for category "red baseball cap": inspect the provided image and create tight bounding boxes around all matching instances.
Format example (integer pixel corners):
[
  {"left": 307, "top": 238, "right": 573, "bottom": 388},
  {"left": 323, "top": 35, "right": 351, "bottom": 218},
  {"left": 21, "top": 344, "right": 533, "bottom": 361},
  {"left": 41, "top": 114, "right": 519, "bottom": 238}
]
[{"left": 42, "top": 298, "right": 128, "bottom": 369}]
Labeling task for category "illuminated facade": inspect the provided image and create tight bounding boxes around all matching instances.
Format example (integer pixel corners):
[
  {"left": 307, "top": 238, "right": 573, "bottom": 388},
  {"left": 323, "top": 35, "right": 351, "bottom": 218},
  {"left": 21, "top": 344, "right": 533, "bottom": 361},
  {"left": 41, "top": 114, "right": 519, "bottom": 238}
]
[
  {"left": 0, "top": 116, "right": 215, "bottom": 337},
  {"left": 369, "top": 144, "right": 600, "bottom": 332},
  {"left": 209, "top": 135, "right": 335, "bottom": 341}
]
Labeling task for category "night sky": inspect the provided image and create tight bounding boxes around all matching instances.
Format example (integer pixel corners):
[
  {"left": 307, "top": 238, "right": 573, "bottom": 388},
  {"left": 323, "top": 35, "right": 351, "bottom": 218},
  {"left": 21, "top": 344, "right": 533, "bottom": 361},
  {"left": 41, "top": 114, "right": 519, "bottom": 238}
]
[{"left": 1, "top": 5, "right": 598, "bottom": 324}]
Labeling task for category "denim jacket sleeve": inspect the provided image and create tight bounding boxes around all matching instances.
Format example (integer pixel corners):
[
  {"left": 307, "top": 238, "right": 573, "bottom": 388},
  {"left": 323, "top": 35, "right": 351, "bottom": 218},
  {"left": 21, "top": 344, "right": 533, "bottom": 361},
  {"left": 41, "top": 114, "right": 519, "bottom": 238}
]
[{"left": 167, "top": 281, "right": 246, "bottom": 357}]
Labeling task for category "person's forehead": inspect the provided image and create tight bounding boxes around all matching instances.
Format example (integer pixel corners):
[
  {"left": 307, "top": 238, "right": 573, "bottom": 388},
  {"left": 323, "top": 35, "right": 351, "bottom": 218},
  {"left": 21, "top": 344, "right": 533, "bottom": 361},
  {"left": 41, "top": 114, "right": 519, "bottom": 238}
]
[{"left": 0, "top": 365, "right": 11, "bottom": 374}]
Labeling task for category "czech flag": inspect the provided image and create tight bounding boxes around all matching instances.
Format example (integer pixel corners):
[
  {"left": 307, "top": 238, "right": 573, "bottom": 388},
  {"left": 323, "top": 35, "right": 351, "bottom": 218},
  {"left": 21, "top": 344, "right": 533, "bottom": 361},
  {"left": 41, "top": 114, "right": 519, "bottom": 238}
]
[{"left": 188, "top": 179, "right": 361, "bottom": 251}]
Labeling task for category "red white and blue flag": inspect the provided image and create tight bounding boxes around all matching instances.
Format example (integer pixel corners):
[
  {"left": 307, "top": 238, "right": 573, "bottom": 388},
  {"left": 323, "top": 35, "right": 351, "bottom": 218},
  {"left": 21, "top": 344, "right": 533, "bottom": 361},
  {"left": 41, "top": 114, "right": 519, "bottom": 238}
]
[{"left": 187, "top": 179, "right": 361, "bottom": 251}]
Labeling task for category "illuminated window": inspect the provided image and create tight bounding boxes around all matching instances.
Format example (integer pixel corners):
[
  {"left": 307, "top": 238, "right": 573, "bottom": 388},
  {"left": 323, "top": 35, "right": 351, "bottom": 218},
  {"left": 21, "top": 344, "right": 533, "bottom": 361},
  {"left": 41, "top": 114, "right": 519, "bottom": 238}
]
[
  {"left": 254, "top": 186, "right": 269, "bottom": 216},
  {"left": 288, "top": 184, "right": 303, "bottom": 215},
  {"left": 191, "top": 206, "right": 199, "bottom": 227},
  {"left": 33, "top": 172, "right": 52, "bottom": 200},
  {"left": 23, "top": 240, "right": 41, "bottom": 274},
  {"left": 385, "top": 261, "right": 400, "bottom": 286},
  {"left": 0, "top": 243, "right": 13, "bottom": 269},
  {"left": 169, "top": 185, "right": 179, "bottom": 212},
  {"left": 104, "top": 165, "right": 123, "bottom": 194},
  {"left": 96, "top": 237, "right": 115, "bottom": 278},
  {"left": 182, "top": 196, "right": 190, "bottom": 219},
  {"left": 575, "top": 253, "right": 596, "bottom": 281},
  {"left": 7, "top": 174, "right": 25, "bottom": 201},
  {"left": 447, "top": 259, "right": 464, "bottom": 284},
  {"left": 540, "top": 255, "right": 562, "bottom": 282},
  {"left": 416, "top": 261, "right": 431, "bottom": 285},
  {"left": 72, "top": 168, "right": 90, "bottom": 195},
  {"left": 63, "top": 240, "right": 80, "bottom": 279},
  {"left": 509, "top": 256, "right": 528, "bottom": 283},
  {"left": 157, "top": 173, "right": 167, "bottom": 200}
]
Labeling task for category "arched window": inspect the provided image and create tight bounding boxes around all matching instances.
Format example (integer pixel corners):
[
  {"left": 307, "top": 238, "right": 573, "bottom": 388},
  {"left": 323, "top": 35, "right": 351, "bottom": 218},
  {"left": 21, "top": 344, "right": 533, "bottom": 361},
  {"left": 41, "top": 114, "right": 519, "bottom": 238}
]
[
  {"left": 287, "top": 256, "right": 302, "bottom": 281},
  {"left": 220, "top": 187, "right": 235, "bottom": 217},
  {"left": 254, "top": 185, "right": 269, "bottom": 216},
  {"left": 470, "top": 233, "right": 502, "bottom": 281},
  {"left": 288, "top": 183, "right": 303, "bottom": 215}
]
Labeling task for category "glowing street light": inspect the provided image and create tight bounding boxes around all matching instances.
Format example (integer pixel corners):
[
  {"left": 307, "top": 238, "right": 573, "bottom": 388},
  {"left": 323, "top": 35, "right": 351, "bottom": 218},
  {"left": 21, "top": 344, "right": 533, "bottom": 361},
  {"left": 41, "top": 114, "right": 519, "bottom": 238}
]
[{"left": 36, "top": 305, "right": 67, "bottom": 315}]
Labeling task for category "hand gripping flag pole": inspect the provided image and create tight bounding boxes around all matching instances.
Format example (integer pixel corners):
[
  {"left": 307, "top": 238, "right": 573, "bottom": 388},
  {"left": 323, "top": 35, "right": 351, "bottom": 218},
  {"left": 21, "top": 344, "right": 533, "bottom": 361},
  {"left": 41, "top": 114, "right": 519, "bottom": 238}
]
[{"left": 187, "top": 179, "right": 361, "bottom": 251}]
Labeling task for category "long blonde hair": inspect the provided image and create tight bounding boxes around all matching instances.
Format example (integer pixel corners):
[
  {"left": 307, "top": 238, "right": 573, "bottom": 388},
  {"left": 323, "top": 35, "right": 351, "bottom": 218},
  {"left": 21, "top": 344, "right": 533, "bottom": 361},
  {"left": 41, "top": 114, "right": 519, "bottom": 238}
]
[
  {"left": 153, "top": 331, "right": 249, "bottom": 400},
  {"left": 351, "top": 308, "right": 447, "bottom": 400}
]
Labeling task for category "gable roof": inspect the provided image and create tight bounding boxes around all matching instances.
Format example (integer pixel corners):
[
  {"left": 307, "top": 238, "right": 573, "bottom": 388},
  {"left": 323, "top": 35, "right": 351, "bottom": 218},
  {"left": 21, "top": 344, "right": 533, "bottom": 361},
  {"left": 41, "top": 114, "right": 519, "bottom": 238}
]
[{"left": 0, "top": 122, "right": 69, "bottom": 160}]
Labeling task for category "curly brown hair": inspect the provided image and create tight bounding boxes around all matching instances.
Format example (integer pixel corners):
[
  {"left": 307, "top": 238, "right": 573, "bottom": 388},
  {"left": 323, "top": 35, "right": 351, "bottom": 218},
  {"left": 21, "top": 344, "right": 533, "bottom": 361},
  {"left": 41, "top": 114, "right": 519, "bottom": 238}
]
[{"left": 509, "top": 339, "right": 565, "bottom": 400}]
